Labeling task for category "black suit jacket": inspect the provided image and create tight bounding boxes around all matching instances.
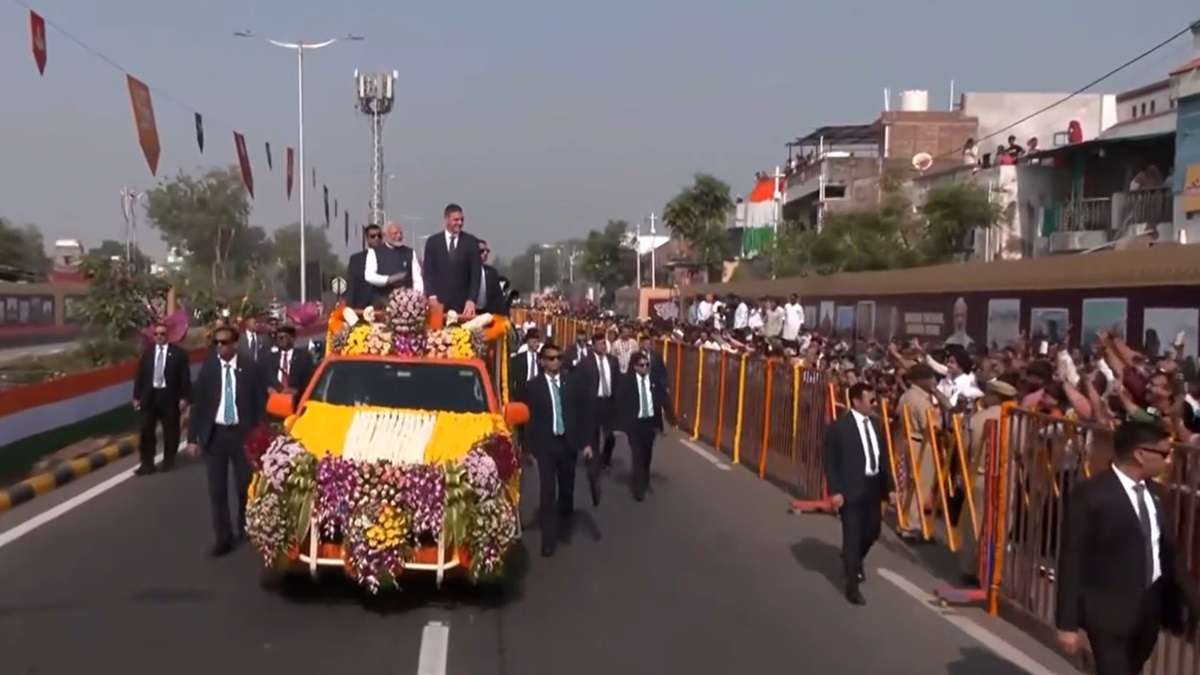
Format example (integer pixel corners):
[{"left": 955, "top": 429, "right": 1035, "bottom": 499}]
[
  {"left": 347, "top": 249, "right": 371, "bottom": 309},
  {"left": 187, "top": 355, "right": 267, "bottom": 448},
  {"left": 480, "top": 264, "right": 507, "bottom": 315},
  {"left": 523, "top": 372, "right": 594, "bottom": 457},
  {"left": 422, "top": 230, "right": 482, "bottom": 313},
  {"left": 564, "top": 344, "right": 591, "bottom": 371},
  {"left": 1056, "top": 468, "right": 1200, "bottom": 637},
  {"left": 239, "top": 332, "right": 270, "bottom": 365},
  {"left": 509, "top": 349, "right": 541, "bottom": 403},
  {"left": 264, "top": 347, "right": 315, "bottom": 397},
  {"left": 823, "top": 411, "right": 894, "bottom": 503},
  {"left": 575, "top": 352, "right": 620, "bottom": 402},
  {"left": 133, "top": 343, "right": 192, "bottom": 405},
  {"left": 614, "top": 371, "right": 676, "bottom": 433},
  {"left": 646, "top": 350, "right": 669, "bottom": 392}
]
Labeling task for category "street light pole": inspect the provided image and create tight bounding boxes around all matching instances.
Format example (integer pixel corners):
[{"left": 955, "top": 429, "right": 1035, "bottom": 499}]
[
  {"left": 234, "top": 31, "right": 363, "bottom": 302},
  {"left": 649, "top": 211, "right": 657, "bottom": 289}
]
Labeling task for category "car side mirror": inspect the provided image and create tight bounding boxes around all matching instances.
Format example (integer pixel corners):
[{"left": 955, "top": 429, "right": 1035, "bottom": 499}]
[
  {"left": 504, "top": 401, "right": 530, "bottom": 427},
  {"left": 266, "top": 390, "right": 296, "bottom": 419}
]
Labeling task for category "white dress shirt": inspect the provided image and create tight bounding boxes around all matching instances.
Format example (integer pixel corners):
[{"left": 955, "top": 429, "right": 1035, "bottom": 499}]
[
  {"left": 364, "top": 244, "right": 425, "bottom": 294},
  {"left": 783, "top": 303, "right": 804, "bottom": 341},
  {"left": 637, "top": 373, "right": 654, "bottom": 418},
  {"left": 444, "top": 230, "right": 459, "bottom": 253},
  {"left": 215, "top": 356, "right": 239, "bottom": 426},
  {"left": 850, "top": 409, "right": 881, "bottom": 477},
  {"left": 1112, "top": 465, "right": 1161, "bottom": 583},
  {"left": 277, "top": 348, "right": 293, "bottom": 387},
  {"left": 733, "top": 303, "right": 749, "bottom": 329},
  {"left": 153, "top": 344, "right": 168, "bottom": 389},
  {"left": 525, "top": 350, "right": 539, "bottom": 381},
  {"left": 594, "top": 354, "right": 612, "bottom": 397}
]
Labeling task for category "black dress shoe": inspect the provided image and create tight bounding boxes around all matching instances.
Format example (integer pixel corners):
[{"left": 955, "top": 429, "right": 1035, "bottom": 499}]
[
  {"left": 134, "top": 465, "right": 156, "bottom": 476},
  {"left": 158, "top": 461, "right": 174, "bottom": 473},
  {"left": 845, "top": 586, "right": 866, "bottom": 606},
  {"left": 857, "top": 570, "right": 866, "bottom": 583},
  {"left": 209, "top": 541, "right": 234, "bottom": 558},
  {"left": 632, "top": 491, "right": 645, "bottom": 502},
  {"left": 540, "top": 544, "right": 555, "bottom": 558}
]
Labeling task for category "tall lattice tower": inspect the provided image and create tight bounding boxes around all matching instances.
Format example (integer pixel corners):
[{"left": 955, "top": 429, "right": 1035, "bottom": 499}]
[{"left": 354, "top": 70, "right": 398, "bottom": 227}]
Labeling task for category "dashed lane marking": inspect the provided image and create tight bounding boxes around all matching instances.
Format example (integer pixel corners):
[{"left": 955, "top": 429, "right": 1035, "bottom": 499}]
[
  {"left": 417, "top": 620, "right": 450, "bottom": 675},
  {"left": 877, "top": 568, "right": 1062, "bottom": 675},
  {"left": 679, "top": 438, "right": 733, "bottom": 471}
]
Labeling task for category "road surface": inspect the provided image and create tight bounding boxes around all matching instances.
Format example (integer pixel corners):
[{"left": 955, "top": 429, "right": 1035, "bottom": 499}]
[{"left": 0, "top": 430, "right": 1077, "bottom": 674}]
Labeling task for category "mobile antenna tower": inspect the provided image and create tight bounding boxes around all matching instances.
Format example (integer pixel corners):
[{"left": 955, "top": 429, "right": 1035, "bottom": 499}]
[{"left": 354, "top": 70, "right": 398, "bottom": 229}]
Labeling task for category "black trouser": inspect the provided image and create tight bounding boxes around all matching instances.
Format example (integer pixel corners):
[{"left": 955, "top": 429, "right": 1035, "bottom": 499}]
[
  {"left": 1087, "top": 584, "right": 1163, "bottom": 675},
  {"left": 204, "top": 425, "right": 252, "bottom": 546},
  {"left": 138, "top": 390, "right": 180, "bottom": 469},
  {"left": 840, "top": 475, "right": 883, "bottom": 587},
  {"left": 535, "top": 436, "right": 577, "bottom": 550},
  {"left": 593, "top": 397, "right": 617, "bottom": 465},
  {"left": 628, "top": 419, "right": 657, "bottom": 499}
]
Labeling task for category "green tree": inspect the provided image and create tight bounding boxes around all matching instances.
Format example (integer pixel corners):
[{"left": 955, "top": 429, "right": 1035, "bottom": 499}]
[
  {"left": 86, "top": 239, "right": 153, "bottom": 275},
  {"left": 503, "top": 244, "right": 561, "bottom": 294},
  {"left": 145, "top": 166, "right": 254, "bottom": 286},
  {"left": 78, "top": 256, "right": 169, "bottom": 342},
  {"left": 919, "top": 182, "right": 1002, "bottom": 263},
  {"left": 579, "top": 220, "right": 636, "bottom": 294},
  {"left": 662, "top": 173, "right": 735, "bottom": 279},
  {"left": 0, "top": 218, "right": 51, "bottom": 279},
  {"left": 271, "top": 223, "right": 343, "bottom": 297}
]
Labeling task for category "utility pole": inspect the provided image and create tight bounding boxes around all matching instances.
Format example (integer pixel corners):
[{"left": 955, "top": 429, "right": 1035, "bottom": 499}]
[
  {"left": 119, "top": 187, "right": 143, "bottom": 271},
  {"left": 235, "top": 30, "right": 364, "bottom": 302},
  {"left": 633, "top": 220, "right": 642, "bottom": 288},
  {"left": 355, "top": 70, "right": 398, "bottom": 228},
  {"left": 649, "top": 211, "right": 657, "bottom": 289},
  {"left": 533, "top": 253, "right": 542, "bottom": 292}
]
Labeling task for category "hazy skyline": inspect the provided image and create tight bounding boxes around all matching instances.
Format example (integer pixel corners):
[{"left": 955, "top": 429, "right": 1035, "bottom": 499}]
[{"left": 2, "top": 0, "right": 1197, "bottom": 260}]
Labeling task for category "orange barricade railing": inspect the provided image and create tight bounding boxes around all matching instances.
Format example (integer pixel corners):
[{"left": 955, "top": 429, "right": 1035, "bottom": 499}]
[{"left": 500, "top": 324, "right": 1200, "bottom": 664}]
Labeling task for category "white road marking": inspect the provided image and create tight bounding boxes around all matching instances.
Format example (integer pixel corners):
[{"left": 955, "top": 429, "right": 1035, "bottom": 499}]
[
  {"left": 679, "top": 438, "right": 732, "bottom": 470},
  {"left": 417, "top": 620, "right": 450, "bottom": 675},
  {"left": 877, "top": 568, "right": 1061, "bottom": 675},
  {"left": 0, "top": 447, "right": 169, "bottom": 550}
]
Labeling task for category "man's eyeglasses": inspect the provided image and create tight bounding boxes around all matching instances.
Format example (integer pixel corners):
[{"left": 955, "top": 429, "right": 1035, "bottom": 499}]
[
  {"left": 633, "top": 361, "right": 649, "bottom": 368},
  {"left": 1139, "top": 445, "right": 1173, "bottom": 458},
  {"left": 542, "top": 354, "right": 561, "bottom": 361},
  {"left": 215, "top": 339, "right": 235, "bottom": 346},
  {"left": 366, "top": 232, "right": 381, "bottom": 240}
]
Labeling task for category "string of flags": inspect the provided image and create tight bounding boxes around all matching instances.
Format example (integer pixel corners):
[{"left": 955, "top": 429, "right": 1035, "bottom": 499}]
[{"left": 21, "top": 5, "right": 367, "bottom": 250}]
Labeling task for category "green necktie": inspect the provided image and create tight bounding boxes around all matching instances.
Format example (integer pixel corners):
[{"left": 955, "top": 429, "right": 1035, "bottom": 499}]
[{"left": 550, "top": 377, "right": 565, "bottom": 436}]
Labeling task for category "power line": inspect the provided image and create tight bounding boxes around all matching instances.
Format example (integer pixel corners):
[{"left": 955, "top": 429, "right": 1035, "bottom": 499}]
[{"left": 959, "top": 21, "right": 1195, "bottom": 155}]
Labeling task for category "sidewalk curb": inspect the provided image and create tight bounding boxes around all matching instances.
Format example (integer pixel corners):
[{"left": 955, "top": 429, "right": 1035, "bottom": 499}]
[{"left": 0, "top": 435, "right": 137, "bottom": 514}]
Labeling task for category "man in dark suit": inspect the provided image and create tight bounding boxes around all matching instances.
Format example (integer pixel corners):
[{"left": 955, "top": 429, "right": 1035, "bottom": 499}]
[
  {"left": 265, "top": 325, "right": 315, "bottom": 405},
  {"left": 616, "top": 352, "right": 676, "bottom": 501},
  {"left": 476, "top": 239, "right": 509, "bottom": 315},
  {"left": 347, "top": 224, "right": 382, "bottom": 309},
  {"left": 422, "top": 203, "right": 482, "bottom": 316},
  {"left": 132, "top": 321, "right": 191, "bottom": 474},
  {"left": 522, "top": 342, "right": 594, "bottom": 557},
  {"left": 508, "top": 328, "right": 542, "bottom": 404},
  {"left": 1056, "top": 421, "right": 1200, "bottom": 674},
  {"left": 823, "top": 382, "right": 896, "bottom": 606},
  {"left": 638, "top": 333, "right": 669, "bottom": 394},
  {"left": 564, "top": 334, "right": 590, "bottom": 371},
  {"left": 186, "top": 325, "right": 267, "bottom": 557},
  {"left": 576, "top": 332, "right": 619, "bottom": 468},
  {"left": 240, "top": 315, "right": 269, "bottom": 365}
]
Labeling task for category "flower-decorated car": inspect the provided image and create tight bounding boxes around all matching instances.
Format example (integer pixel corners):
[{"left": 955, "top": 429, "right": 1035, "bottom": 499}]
[{"left": 247, "top": 289, "right": 528, "bottom": 593}]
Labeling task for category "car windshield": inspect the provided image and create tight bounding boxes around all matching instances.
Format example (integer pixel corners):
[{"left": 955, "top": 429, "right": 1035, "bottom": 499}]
[{"left": 306, "top": 360, "right": 489, "bottom": 413}]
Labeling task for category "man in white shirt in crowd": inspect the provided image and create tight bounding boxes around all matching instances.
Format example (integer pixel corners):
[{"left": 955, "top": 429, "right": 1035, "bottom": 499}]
[
  {"left": 764, "top": 297, "right": 786, "bottom": 340},
  {"left": 783, "top": 294, "right": 804, "bottom": 343},
  {"left": 696, "top": 294, "right": 715, "bottom": 327},
  {"left": 733, "top": 296, "right": 749, "bottom": 331}
]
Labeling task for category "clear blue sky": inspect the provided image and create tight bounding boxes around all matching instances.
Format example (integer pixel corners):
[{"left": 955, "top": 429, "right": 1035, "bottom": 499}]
[{"left": 1, "top": 0, "right": 1197, "bottom": 260}]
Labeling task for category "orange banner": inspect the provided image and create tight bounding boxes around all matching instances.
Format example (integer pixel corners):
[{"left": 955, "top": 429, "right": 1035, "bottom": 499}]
[
  {"left": 126, "top": 75, "right": 160, "bottom": 175},
  {"left": 29, "top": 11, "right": 47, "bottom": 75}
]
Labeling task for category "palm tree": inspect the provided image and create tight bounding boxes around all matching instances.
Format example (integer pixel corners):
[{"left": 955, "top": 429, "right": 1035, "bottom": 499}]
[{"left": 662, "top": 173, "right": 735, "bottom": 280}]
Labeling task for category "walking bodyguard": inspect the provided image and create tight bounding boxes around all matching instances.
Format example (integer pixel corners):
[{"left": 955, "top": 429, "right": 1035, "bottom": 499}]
[
  {"left": 521, "top": 342, "right": 594, "bottom": 557},
  {"left": 347, "top": 223, "right": 382, "bottom": 308},
  {"left": 616, "top": 352, "right": 675, "bottom": 501},
  {"left": 823, "top": 382, "right": 896, "bottom": 606},
  {"left": 186, "top": 325, "right": 267, "bottom": 557},
  {"left": 577, "top": 332, "right": 619, "bottom": 468},
  {"left": 132, "top": 321, "right": 190, "bottom": 474},
  {"left": 1056, "top": 421, "right": 1200, "bottom": 674}
]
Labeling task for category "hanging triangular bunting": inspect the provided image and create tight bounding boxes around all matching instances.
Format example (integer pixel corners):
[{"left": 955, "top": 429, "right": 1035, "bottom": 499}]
[
  {"left": 323, "top": 185, "right": 330, "bottom": 228},
  {"left": 312, "top": 167, "right": 316, "bottom": 189},
  {"left": 265, "top": 142, "right": 273, "bottom": 171},
  {"left": 344, "top": 211, "right": 350, "bottom": 246},
  {"left": 29, "top": 11, "right": 47, "bottom": 75},
  {"left": 285, "top": 147, "right": 294, "bottom": 200},
  {"left": 233, "top": 131, "right": 254, "bottom": 198},
  {"left": 334, "top": 199, "right": 339, "bottom": 219},
  {"left": 194, "top": 113, "right": 204, "bottom": 153},
  {"left": 126, "top": 75, "right": 161, "bottom": 176}
]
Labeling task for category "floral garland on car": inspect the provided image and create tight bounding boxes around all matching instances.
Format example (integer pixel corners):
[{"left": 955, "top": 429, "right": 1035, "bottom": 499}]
[{"left": 246, "top": 428, "right": 521, "bottom": 593}]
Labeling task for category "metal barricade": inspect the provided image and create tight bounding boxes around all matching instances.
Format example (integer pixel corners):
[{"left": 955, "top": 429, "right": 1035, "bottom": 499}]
[
  {"left": 696, "top": 348, "right": 722, "bottom": 446},
  {"left": 675, "top": 346, "right": 700, "bottom": 435},
  {"left": 737, "top": 358, "right": 767, "bottom": 470}
]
